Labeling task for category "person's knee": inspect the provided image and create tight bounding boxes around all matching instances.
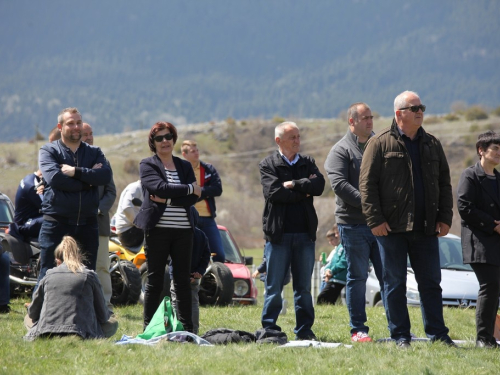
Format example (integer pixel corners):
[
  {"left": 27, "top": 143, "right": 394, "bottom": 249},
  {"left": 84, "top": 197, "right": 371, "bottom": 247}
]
[{"left": 101, "top": 316, "right": 118, "bottom": 338}]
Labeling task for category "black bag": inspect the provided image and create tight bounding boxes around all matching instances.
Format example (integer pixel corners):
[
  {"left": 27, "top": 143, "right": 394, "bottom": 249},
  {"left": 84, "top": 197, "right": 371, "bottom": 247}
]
[
  {"left": 201, "top": 328, "right": 256, "bottom": 344},
  {"left": 254, "top": 328, "right": 288, "bottom": 345}
]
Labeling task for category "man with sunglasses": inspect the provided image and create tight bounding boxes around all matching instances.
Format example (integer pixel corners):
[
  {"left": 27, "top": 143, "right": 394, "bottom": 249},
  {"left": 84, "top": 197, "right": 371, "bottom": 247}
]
[
  {"left": 324, "top": 102, "right": 384, "bottom": 343},
  {"left": 359, "top": 91, "right": 454, "bottom": 349}
]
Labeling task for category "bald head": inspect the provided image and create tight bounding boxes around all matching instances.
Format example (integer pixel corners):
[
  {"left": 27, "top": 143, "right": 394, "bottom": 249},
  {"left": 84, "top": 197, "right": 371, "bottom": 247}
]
[{"left": 82, "top": 123, "right": 94, "bottom": 145}]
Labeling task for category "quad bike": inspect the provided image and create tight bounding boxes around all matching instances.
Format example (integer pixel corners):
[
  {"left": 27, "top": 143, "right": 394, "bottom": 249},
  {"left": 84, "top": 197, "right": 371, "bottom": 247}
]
[{"left": 1, "top": 230, "right": 141, "bottom": 305}]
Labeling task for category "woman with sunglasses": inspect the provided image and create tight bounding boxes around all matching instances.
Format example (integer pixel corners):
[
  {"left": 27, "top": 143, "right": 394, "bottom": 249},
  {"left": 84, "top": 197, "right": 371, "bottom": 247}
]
[
  {"left": 458, "top": 130, "right": 500, "bottom": 349},
  {"left": 134, "top": 122, "right": 201, "bottom": 332}
]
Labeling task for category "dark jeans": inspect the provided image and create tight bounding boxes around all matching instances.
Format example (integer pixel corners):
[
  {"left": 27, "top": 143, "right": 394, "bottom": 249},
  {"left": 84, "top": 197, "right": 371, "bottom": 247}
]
[
  {"left": 0, "top": 252, "right": 9, "bottom": 306},
  {"left": 117, "top": 226, "right": 144, "bottom": 248},
  {"left": 143, "top": 227, "right": 193, "bottom": 332},
  {"left": 338, "top": 224, "right": 384, "bottom": 334},
  {"left": 261, "top": 233, "right": 315, "bottom": 338},
  {"left": 470, "top": 263, "right": 500, "bottom": 344},
  {"left": 316, "top": 282, "right": 345, "bottom": 305},
  {"left": 197, "top": 216, "right": 225, "bottom": 262},
  {"left": 38, "top": 219, "right": 99, "bottom": 283},
  {"left": 376, "top": 231, "right": 450, "bottom": 342}
]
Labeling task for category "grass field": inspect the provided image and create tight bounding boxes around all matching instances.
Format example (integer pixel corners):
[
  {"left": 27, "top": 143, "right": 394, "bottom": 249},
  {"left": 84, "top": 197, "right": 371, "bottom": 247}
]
[{"left": 1, "top": 297, "right": 499, "bottom": 375}]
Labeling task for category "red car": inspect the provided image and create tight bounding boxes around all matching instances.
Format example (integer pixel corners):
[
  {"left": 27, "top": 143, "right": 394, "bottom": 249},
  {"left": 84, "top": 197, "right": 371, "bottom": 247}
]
[{"left": 217, "top": 225, "right": 258, "bottom": 305}]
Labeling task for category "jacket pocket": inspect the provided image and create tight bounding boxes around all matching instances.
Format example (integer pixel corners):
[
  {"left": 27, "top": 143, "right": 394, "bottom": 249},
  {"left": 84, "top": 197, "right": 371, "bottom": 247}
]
[
  {"left": 383, "top": 152, "right": 405, "bottom": 174},
  {"left": 381, "top": 200, "right": 399, "bottom": 225}
]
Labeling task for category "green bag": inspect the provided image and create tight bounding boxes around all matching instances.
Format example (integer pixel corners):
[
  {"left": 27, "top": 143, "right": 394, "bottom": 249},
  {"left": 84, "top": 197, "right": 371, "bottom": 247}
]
[{"left": 137, "top": 296, "right": 184, "bottom": 340}]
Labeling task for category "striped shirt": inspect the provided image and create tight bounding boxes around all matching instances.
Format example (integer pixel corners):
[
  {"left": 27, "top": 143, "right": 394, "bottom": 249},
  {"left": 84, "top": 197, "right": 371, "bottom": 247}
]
[{"left": 156, "top": 168, "right": 193, "bottom": 229}]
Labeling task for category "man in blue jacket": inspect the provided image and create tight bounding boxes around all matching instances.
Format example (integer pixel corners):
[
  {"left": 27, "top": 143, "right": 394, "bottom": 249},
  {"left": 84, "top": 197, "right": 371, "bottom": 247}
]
[
  {"left": 181, "top": 140, "right": 224, "bottom": 262},
  {"left": 37, "top": 107, "right": 112, "bottom": 283}
]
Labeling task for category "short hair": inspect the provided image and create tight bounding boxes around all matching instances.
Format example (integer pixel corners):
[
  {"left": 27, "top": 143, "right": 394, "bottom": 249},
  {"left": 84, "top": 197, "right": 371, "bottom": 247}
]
[
  {"left": 48, "top": 125, "right": 61, "bottom": 142},
  {"left": 476, "top": 130, "right": 500, "bottom": 159},
  {"left": 326, "top": 223, "right": 339, "bottom": 238},
  {"left": 54, "top": 236, "right": 85, "bottom": 273},
  {"left": 148, "top": 121, "right": 178, "bottom": 153},
  {"left": 275, "top": 121, "right": 298, "bottom": 139},
  {"left": 394, "top": 91, "right": 420, "bottom": 112},
  {"left": 57, "top": 107, "right": 81, "bottom": 125},
  {"left": 181, "top": 140, "right": 197, "bottom": 154},
  {"left": 347, "top": 102, "right": 370, "bottom": 123}
]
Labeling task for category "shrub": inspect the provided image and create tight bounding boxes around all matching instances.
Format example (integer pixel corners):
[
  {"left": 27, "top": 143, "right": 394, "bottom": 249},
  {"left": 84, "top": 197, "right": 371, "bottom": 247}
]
[
  {"left": 123, "top": 159, "right": 139, "bottom": 175},
  {"left": 443, "top": 113, "right": 460, "bottom": 122},
  {"left": 492, "top": 106, "right": 500, "bottom": 117},
  {"left": 272, "top": 116, "right": 285, "bottom": 124},
  {"left": 423, "top": 115, "right": 442, "bottom": 124},
  {"left": 465, "top": 106, "right": 489, "bottom": 121}
]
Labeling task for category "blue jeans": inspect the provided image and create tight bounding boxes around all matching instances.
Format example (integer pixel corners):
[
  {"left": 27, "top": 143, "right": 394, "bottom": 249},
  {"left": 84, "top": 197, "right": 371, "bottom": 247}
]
[
  {"left": 261, "top": 233, "right": 315, "bottom": 338},
  {"left": 376, "top": 232, "right": 450, "bottom": 342},
  {"left": 0, "top": 252, "right": 10, "bottom": 306},
  {"left": 38, "top": 219, "right": 99, "bottom": 283},
  {"left": 338, "top": 224, "right": 383, "bottom": 335},
  {"left": 197, "top": 216, "right": 225, "bottom": 262}
]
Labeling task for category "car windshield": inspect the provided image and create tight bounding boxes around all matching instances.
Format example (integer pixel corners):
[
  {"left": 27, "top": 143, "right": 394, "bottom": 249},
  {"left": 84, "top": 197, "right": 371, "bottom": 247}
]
[
  {"left": 0, "top": 199, "right": 14, "bottom": 224},
  {"left": 406, "top": 236, "right": 472, "bottom": 271},
  {"left": 219, "top": 229, "right": 242, "bottom": 264}
]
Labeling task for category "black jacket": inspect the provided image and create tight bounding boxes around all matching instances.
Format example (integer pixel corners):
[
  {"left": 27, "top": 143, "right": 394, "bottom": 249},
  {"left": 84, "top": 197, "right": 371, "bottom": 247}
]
[
  {"left": 360, "top": 120, "right": 453, "bottom": 235},
  {"left": 198, "top": 161, "right": 222, "bottom": 218},
  {"left": 134, "top": 155, "right": 198, "bottom": 231},
  {"left": 259, "top": 150, "right": 325, "bottom": 243},
  {"left": 458, "top": 162, "right": 500, "bottom": 266}
]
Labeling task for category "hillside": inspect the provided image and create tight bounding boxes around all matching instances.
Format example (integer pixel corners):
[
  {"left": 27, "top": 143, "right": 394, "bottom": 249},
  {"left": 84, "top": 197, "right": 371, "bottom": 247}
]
[
  {"left": 1, "top": 113, "right": 499, "bottom": 251},
  {"left": 0, "top": 0, "right": 499, "bottom": 142}
]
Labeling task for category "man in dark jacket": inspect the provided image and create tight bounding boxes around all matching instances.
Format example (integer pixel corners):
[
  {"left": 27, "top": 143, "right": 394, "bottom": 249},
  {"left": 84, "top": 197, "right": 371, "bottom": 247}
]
[
  {"left": 359, "top": 91, "right": 454, "bottom": 348},
  {"left": 181, "top": 140, "right": 224, "bottom": 262},
  {"left": 324, "top": 102, "right": 384, "bottom": 342},
  {"left": 37, "top": 108, "right": 112, "bottom": 284},
  {"left": 259, "top": 121, "right": 325, "bottom": 340},
  {"left": 82, "top": 122, "right": 116, "bottom": 312}
]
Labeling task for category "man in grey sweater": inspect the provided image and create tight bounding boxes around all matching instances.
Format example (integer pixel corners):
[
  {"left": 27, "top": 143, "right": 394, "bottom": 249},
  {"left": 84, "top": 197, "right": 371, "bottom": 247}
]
[{"left": 324, "top": 102, "right": 384, "bottom": 343}]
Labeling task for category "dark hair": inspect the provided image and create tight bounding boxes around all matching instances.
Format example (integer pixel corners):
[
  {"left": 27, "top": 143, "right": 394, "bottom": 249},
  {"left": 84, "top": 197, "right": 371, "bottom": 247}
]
[
  {"left": 476, "top": 130, "right": 500, "bottom": 159},
  {"left": 148, "top": 122, "right": 178, "bottom": 152}
]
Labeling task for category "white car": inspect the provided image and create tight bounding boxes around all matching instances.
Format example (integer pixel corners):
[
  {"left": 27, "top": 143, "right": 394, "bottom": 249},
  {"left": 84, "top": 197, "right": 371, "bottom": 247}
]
[{"left": 365, "top": 234, "right": 482, "bottom": 308}]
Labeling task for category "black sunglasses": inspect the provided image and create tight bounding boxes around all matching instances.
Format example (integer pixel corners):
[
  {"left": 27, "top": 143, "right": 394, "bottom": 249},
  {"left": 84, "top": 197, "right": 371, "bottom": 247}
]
[
  {"left": 399, "top": 105, "right": 426, "bottom": 113},
  {"left": 154, "top": 133, "right": 174, "bottom": 142}
]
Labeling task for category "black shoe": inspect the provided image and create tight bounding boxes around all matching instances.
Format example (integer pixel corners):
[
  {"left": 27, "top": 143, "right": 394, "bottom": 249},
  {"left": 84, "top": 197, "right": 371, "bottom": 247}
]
[
  {"left": 397, "top": 339, "right": 411, "bottom": 349},
  {"left": 476, "top": 340, "right": 500, "bottom": 349},
  {"left": 436, "top": 336, "right": 457, "bottom": 347},
  {"left": 0, "top": 305, "right": 11, "bottom": 314},
  {"left": 295, "top": 334, "right": 318, "bottom": 341}
]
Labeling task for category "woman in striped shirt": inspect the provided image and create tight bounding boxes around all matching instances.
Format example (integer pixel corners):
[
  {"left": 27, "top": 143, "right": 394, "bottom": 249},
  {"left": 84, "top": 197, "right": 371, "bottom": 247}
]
[{"left": 134, "top": 121, "right": 201, "bottom": 332}]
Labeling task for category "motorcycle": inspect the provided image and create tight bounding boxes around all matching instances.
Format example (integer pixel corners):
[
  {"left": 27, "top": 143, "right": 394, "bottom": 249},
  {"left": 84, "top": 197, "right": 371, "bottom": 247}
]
[{"left": 1, "top": 230, "right": 141, "bottom": 306}]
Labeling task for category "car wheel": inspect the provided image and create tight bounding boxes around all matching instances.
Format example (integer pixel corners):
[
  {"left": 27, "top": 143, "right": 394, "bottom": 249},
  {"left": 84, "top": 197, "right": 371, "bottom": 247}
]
[
  {"left": 111, "top": 260, "right": 141, "bottom": 305},
  {"left": 199, "top": 262, "right": 234, "bottom": 306},
  {"left": 374, "top": 299, "right": 384, "bottom": 308}
]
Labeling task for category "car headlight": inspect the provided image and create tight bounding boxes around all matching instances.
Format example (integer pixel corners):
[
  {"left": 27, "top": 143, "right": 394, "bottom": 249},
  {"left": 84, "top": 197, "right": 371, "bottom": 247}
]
[
  {"left": 406, "top": 287, "right": 420, "bottom": 303},
  {"left": 234, "top": 279, "right": 249, "bottom": 297}
]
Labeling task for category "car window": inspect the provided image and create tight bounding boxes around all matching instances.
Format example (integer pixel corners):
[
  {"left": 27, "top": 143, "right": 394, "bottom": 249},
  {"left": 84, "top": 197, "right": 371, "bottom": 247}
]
[
  {"left": 218, "top": 229, "right": 242, "bottom": 264},
  {"left": 439, "top": 237, "right": 472, "bottom": 271},
  {"left": 0, "top": 199, "right": 14, "bottom": 223}
]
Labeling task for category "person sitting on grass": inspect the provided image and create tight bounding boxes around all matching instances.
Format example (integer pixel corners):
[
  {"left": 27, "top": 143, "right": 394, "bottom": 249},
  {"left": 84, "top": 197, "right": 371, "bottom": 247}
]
[
  {"left": 24, "top": 236, "right": 118, "bottom": 340},
  {"left": 316, "top": 225, "right": 347, "bottom": 305}
]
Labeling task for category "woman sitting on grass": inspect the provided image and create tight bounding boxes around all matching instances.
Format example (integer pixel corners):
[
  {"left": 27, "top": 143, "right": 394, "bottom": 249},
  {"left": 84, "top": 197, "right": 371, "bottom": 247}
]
[{"left": 24, "top": 236, "right": 117, "bottom": 340}]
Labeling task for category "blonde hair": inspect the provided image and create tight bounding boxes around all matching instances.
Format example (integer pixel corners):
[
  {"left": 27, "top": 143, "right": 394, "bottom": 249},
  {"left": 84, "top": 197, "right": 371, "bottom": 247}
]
[
  {"left": 181, "top": 140, "right": 197, "bottom": 154},
  {"left": 54, "top": 236, "right": 85, "bottom": 273}
]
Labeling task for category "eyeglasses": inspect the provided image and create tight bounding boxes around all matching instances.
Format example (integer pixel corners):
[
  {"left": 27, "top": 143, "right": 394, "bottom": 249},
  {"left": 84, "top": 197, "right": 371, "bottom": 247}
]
[
  {"left": 154, "top": 133, "right": 174, "bottom": 142},
  {"left": 399, "top": 105, "right": 426, "bottom": 113}
]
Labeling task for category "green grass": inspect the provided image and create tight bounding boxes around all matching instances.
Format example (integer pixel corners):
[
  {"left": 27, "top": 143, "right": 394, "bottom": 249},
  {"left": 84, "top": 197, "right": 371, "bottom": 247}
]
[{"left": 1, "top": 297, "right": 499, "bottom": 375}]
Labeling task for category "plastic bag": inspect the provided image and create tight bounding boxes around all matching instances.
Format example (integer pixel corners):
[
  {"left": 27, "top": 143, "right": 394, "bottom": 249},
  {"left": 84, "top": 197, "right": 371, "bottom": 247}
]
[{"left": 138, "top": 297, "right": 184, "bottom": 340}]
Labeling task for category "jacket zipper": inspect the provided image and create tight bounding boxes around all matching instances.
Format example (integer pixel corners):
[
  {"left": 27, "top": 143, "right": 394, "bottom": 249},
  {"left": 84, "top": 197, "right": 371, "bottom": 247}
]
[{"left": 74, "top": 151, "right": 82, "bottom": 225}]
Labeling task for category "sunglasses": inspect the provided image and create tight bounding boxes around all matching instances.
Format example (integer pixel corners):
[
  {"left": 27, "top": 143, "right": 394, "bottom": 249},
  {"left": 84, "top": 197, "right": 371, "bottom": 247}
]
[
  {"left": 154, "top": 133, "right": 174, "bottom": 142},
  {"left": 399, "top": 105, "right": 426, "bottom": 113}
]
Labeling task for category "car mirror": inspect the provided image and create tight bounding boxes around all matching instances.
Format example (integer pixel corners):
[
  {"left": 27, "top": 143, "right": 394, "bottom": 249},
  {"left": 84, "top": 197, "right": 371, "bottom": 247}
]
[{"left": 244, "top": 256, "right": 253, "bottom": 266}]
